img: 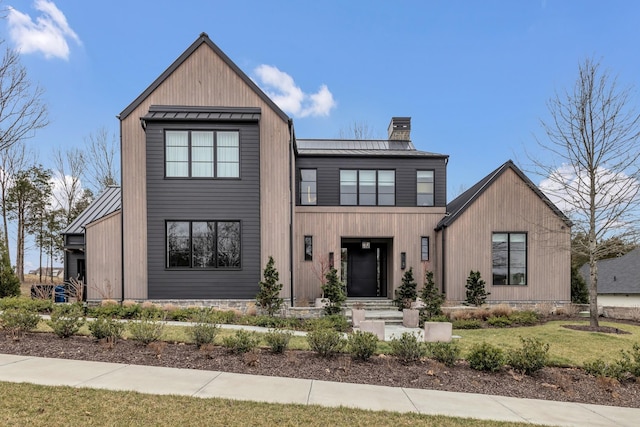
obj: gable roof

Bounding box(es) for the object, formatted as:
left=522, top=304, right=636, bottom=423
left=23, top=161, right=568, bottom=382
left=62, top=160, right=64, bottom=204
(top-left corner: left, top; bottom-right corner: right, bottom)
left=579, top=248, right=640, bottom=294
left=296, top=139, right=448, bottom=158
left=436, top=160, right=572, bottom=230
left=119, top=33, right=289, bottom=123
left=62, top=186, right=121, bottom=235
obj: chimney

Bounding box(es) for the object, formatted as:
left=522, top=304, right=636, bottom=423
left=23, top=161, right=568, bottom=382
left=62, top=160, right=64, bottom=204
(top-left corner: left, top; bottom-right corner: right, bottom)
left=388, top=117, right=411, bottom=141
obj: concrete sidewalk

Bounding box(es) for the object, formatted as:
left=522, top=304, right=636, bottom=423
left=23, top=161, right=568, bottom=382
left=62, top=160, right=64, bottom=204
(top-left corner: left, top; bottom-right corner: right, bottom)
left=1, top=353, right=638, bottom=426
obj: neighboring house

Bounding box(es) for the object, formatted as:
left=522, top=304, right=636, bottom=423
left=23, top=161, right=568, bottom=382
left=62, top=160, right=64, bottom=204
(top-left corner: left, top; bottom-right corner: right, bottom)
left=64, top=33, right=571, bottom=306
left=579, top=248, right=640, bottom=307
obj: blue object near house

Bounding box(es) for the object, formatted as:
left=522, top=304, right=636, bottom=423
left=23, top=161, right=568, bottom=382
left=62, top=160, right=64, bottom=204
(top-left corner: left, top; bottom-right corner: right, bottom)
left=54, top=285, right=67, bottom=303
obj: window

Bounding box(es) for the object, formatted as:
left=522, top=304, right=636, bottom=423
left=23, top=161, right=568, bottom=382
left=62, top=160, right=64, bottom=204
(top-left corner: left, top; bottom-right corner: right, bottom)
left=421, top=237, right=429, bottom=261
left=304, top=236, right=313, bottom=261
left=492, top=232, right=527, bottom=285
left=167, top=221, right=240, bottom=268
left=417, top=171, right=434, bottom=206
left=165, top=130, right=239, bottom=178
left=300, top=169, right=317, bottom=205
left=340, top=170, right=395, bottom=206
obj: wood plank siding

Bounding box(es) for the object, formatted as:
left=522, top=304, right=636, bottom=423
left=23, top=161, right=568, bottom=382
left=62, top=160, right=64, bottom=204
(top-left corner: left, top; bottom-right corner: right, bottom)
left=294, top=206, right=445, bottom=303
left=121, top=42, right=291, bottom=299
left=86, top=211, right=122, bottom=300
left=440, top=168, right=570, bottom=303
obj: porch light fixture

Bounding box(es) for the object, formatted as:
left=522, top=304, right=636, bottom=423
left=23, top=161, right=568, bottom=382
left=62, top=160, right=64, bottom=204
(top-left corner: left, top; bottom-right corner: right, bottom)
left=361, top=240, right=371, bottom=249
left=401, top=252, right=406, bottom=270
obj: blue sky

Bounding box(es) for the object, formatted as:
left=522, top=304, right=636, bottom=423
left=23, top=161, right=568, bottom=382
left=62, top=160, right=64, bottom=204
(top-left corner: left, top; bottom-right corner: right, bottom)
left=2, top=0, right=640, bottom=270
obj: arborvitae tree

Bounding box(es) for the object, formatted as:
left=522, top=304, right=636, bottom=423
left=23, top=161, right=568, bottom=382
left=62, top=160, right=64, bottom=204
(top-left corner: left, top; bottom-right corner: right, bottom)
left=571, top=265, right=589, bottom=304
left=255, top=256, right=283, bottom=316
left=465, top=270, right=490, bottom=307
left=321, top=267, right=346, bottom=315
left=393, top=267, right=418, bottom=310
left=419, top=270, right=445, bottom=319
left=0, top=231, right=20, bottom=297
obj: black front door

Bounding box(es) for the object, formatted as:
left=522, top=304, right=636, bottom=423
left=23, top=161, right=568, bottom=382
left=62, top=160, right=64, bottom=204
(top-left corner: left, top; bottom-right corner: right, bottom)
left=341, top=241, right=388, bottom=297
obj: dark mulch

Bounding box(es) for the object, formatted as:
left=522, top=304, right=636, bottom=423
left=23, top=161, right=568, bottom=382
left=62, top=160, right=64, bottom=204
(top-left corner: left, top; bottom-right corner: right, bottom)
left=1, top=331, right=639, bottom=408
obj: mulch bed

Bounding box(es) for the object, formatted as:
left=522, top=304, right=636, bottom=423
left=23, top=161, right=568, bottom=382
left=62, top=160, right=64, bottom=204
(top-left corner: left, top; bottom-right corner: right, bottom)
left=1, top=331, right=639, bottom=408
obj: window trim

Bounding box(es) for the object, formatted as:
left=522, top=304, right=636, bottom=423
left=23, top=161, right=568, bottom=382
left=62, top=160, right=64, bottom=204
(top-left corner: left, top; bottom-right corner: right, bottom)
left=304, top=235, right=313, bottom=261
left=421, top=236, right=430, bottom=261
left=166, top=220, right=242, bottom=269
left=164, top=129, right=240, bottom=179
left=339, top=169, right=396, bottom=206
left=492, top=232, right=527, bottom=286
left=416, top=170, right=435, bottom=206
left=299, top=169, right=317, bottom=206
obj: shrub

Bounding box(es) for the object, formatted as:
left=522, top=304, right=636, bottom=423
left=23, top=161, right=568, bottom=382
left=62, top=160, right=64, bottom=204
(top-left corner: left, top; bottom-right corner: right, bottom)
left=571, top=265, right=589, bottom=304
left=304, top=314, right=349, bottom=332
left=211, top=309, right=238, bottom=324
left=0, top=235, right=20, bottom=298
left=426, top=342, right=460, bottom=367
left=464, top=270, right=490, bottom=307
left=487, top=316, right=512, bottom=328
left=489, top=304, right=513, bottom=318
left=508, top=337, right=549, bottom=375
left=0, top=307, right=40, bottom=339
left=452, top=319, right=482, bottom=329
left=347, top=330, right=378, bottom=361
left=190, top=309, right=220, bottom=348
left=222, top=330, right=261, bottom=354
left=165, top=307, right=201, bottom=322
left=88, top=316, right=125, bottom=342
left=321, top=268, right=346, bottom=315
left=306, top=327, right=345, bottom=357
left=241, top=315, right=296, bottom=329
left=0, top=296, right=53, bottom=313
left=47, top=304, right=85, bottom=338
left=586, top=344, right=640, bottom=380
left=264, top=329, right=293, bottom=353
left=255, top=256, right=284, bottom=316
left=393, top=267, right=418, bottom=310
left=428, top=314, right=451, bottom=323
left=389, top=332, right=426, bottom=364
left=419, top=270, right=445, bottom=321
left=128, top=312, right=165, bottom=345
left=509, top=310, right=539, bottom=326
left=467, top=342, right=505, bottom=372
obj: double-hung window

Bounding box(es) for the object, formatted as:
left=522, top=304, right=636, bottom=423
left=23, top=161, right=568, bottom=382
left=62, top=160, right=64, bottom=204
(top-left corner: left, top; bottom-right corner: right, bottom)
left=492, top=232, right=527, bottom=285
left=417, top=170, right=434, bottom=206
left=340, top=170, right=395, bottom=206
left=165, top=130, right=239, bottom=178
left=300, top=169, right=317, bottom=205
left=167, top=220, right=241, bottom=268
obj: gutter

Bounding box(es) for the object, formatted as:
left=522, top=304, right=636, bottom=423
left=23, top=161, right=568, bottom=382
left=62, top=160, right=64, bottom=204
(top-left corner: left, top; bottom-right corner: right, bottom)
left=288, top=118, right=295, bottom=307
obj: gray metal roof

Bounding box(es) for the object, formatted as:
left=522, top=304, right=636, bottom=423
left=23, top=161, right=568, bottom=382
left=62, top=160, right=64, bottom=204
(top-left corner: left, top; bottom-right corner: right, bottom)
left=296, top=139, right=447, bottom=157
left=62, top=186, right=121, bottom=235
left=579, top=248, right=640, bottom=294
left=141, top=106, right=261, bottom=124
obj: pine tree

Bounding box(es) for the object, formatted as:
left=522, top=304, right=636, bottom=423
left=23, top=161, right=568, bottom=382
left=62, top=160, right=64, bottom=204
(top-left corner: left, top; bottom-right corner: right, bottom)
left=571, top=265, right=589, bottom=304
left=394, top=267, right=418, bottom=310
left=321, top=267, right=346, bottom=315
left=419, top=270, right=445, bottom=319
left=465, top=270, right=490, bottom=306
left=0, top=231, right=20, bottom=297
left=255, top=256, right=283, bottom=316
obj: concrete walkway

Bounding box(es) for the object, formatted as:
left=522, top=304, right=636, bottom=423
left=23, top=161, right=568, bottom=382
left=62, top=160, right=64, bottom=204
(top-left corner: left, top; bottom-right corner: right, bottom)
left=1, top=353, right=638, bottom=426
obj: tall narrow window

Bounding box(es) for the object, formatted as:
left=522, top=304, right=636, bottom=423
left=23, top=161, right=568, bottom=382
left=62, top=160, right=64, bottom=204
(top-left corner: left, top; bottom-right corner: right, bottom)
left=304, top=236, right=313, bottom=261
left=217, top=131, right=239, bottom=177
left=300, top=169, right=317, bottom=205
left=191, top=131, right=214, bottom=177
left=421, top=237, right=429, bottom=261
left=492, top=232, right=527, bottom=285
left=340, top=170, right=358, bottom=205
left=165, top=131, right=189, bottom=177
left=417, top=170, right=434, bottom=206
left=378, top=170, right=395, bottom=206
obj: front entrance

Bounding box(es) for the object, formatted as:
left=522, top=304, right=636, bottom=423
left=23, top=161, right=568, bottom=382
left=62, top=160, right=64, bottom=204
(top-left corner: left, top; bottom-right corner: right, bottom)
left=341, top=239, right=389, bottom=298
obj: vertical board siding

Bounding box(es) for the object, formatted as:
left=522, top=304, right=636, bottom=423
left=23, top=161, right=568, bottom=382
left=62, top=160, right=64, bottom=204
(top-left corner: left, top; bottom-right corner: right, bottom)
left=443, top=169, right=570, bottom=302
left=86, top=212, right=122, bottom=300
left=294, top=207, right=445, bottom=303
left=145, top=121, right=260, bottom=299
left=121, top=43, right=291, bottom=299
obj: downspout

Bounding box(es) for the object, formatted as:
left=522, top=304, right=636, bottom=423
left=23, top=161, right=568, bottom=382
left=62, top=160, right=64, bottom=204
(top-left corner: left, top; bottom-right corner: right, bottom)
left=118, top=115, right=125, bottom=304
left=288, top=118, right=294, bottom=307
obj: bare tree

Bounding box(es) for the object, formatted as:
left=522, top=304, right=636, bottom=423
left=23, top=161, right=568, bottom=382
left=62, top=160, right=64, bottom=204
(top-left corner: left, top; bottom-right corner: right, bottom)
left=0, top=141, right=31, bottom=261
left=52, top=147, right=85, bottom=225
left=84, top=127, right=119, bottom=193
left=534, top=58, right=640, bottom=327
left=0, top=42, right=48, bottom=151
left=338, top=121, right=378, bottom=139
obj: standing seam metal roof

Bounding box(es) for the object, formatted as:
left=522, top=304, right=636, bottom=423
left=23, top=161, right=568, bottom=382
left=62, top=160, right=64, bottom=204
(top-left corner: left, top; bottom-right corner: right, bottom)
left=62, top=186, right=121, bottom=235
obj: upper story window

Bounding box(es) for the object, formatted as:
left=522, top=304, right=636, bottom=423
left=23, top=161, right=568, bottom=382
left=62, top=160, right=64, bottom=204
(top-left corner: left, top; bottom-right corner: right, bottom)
left=300, top=169, right=317, bottom=205
left=492, top=232, right=527, bottom=285
left=166, top=220, right=241, bottom=269
left=417, top=170, right=434, bottom=206
left=340, top=169, right=395, bottom=206
left=165, top=130, right=239, bottom=178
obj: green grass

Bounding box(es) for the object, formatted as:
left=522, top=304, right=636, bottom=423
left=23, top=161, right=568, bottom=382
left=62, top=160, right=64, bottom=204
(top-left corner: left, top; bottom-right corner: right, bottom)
left=0, top=382, right=541, bottom=427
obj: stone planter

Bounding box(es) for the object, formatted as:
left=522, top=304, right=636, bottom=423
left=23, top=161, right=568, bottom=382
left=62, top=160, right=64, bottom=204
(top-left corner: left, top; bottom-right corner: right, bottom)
left=360, top=320, right=385, bottom=340
left=351, top=309, right=366, bottom=327
left=424, top=321, right=453, bottom=342
left=402, top=308, right=419, bottom=328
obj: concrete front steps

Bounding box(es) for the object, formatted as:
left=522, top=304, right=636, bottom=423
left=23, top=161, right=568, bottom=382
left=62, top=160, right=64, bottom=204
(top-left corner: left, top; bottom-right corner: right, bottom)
left=344, top=299, right=404, bottom=325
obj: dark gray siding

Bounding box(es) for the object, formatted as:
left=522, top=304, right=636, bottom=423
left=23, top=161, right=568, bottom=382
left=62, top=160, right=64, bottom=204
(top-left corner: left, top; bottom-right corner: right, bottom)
left=296, top=156, right=447, bottom=207
left=64, top=251, right=83, bottom=282
left=146, top=120, right=260, bottom=299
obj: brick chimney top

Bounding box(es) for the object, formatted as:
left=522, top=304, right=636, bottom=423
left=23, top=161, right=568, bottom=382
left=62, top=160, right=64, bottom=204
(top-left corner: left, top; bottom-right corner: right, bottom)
left=388, top=117, right=411, bottom=141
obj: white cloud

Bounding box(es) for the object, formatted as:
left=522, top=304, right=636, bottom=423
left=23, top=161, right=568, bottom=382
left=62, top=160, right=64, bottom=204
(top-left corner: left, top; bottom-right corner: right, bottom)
left=254, top=65, right=336, bottom=118
left=50, top=172, right=83, bottom=212
left=7, top=0, right=80, bottom=60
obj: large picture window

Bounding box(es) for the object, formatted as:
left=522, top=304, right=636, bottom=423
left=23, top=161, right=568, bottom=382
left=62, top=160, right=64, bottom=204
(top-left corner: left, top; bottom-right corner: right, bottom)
left=340, top=169, right=395, bottom=206
left=417, top=170, right=434, bottom=206
left=492, top=232, right=527, bottom=285
left=300, top=169, right=317, bottom=205
left=165, top=130, right=239, bottom=178
left=167, top=220, right=240, bottom=268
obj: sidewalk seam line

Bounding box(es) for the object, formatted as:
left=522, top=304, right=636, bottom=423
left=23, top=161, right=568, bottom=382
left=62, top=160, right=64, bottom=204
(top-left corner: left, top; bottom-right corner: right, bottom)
left=192, top=371, right=223, bottom=397
left=486, top=395, right=530, bottom=423
left=400, top=388, right=420, bottom=413
left=575, top=402, right=625, bottom=426
left=74, top=363, right=131, bottom=387
left=307, top=380, right=314, bottom=405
